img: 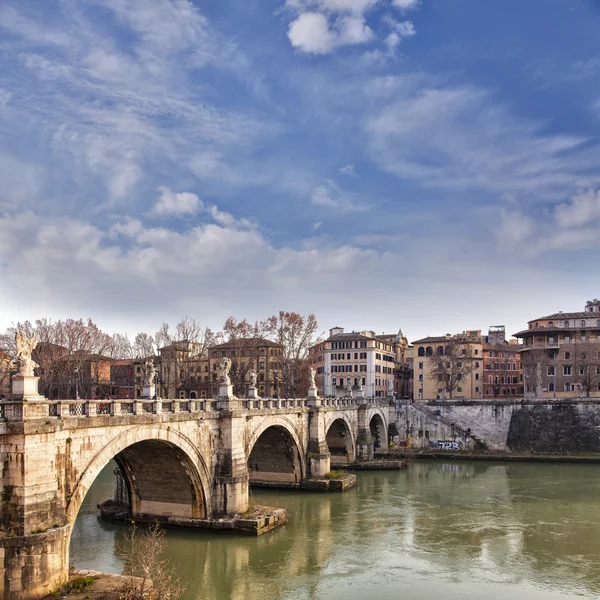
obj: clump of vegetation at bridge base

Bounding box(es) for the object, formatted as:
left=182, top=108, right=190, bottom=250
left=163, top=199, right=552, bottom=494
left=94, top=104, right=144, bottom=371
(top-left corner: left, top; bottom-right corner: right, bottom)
left=117, top=521, right=187, bottom=600
left=47, top=575, right=95, bottom=599
left=325, top=469, right=348, bottom=480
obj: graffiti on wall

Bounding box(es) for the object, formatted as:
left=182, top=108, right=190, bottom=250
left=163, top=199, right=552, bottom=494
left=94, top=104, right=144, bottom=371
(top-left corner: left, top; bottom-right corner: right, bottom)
left=429, top=440, right=461, bottom=451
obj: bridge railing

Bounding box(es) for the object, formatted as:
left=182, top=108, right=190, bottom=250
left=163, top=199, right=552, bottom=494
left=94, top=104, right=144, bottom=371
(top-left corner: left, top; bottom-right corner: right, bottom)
left=0, top=394, right=391, bottom=422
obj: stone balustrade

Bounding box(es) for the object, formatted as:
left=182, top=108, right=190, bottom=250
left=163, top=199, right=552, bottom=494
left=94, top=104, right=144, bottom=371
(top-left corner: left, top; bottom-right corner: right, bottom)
left=0, top=395, right=391, bottom=423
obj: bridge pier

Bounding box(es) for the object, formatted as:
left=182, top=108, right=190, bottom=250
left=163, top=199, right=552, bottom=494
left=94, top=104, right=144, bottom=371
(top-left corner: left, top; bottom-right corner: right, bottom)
left=214, top=408, right=250, bottom=515
left=307, top=400, right=331, bottom=478
left=356, top=404, right=375, bottom=461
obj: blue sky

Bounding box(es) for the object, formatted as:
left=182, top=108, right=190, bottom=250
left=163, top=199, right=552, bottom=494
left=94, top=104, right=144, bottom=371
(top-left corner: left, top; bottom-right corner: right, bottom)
left=1, top=0, right=600, bottom=342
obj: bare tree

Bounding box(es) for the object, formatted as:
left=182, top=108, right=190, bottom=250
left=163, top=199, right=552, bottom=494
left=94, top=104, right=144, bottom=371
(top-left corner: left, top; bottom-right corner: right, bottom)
left=119, top=522, right=187, bottom=600
left=573, top=337, right=600, bottom=398
left=521, top=347, right=548, bottom=398
left=427, top=340, right=475, bottom=400
left=154, top=317, right=216, bottom=398
left=264, top=311, right=320, bottom=397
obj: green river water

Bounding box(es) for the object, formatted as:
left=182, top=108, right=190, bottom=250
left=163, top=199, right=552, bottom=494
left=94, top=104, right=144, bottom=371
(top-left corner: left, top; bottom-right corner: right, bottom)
left=70, top=460, right=600, bottom=600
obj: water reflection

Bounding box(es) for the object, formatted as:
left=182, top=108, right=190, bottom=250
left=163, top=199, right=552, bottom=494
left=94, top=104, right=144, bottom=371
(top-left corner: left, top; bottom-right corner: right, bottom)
left=71, top=460, right=600, bottom=600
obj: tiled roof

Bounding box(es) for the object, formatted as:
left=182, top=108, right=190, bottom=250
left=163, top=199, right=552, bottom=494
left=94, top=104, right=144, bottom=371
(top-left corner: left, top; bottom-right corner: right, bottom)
left=534, top=311, right=596, bottom=320
left=210, top=337, right=282, bottom=349
left=411, top=336, right=452, bottom=344
left=325, top=332, right=373, bottom=342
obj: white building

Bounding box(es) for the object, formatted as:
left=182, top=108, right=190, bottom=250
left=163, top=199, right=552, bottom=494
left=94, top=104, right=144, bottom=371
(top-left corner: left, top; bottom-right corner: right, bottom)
left=320, top=327, right=395, bottom=397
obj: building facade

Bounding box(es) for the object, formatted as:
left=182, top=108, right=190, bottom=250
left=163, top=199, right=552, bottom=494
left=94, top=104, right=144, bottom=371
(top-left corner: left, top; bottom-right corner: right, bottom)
left=513, top=298, right=600, bottom=398
left=412, top=330, right=484, bottom=400
left=320, top=327, right=395, bottom=398
left=482, top=326, right=523, bottom=398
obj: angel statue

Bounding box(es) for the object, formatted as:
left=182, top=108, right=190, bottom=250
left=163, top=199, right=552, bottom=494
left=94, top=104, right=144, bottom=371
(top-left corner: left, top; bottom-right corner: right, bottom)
left=144, top=359, right=156, bottom=386
left=308, top=367, right=316, bottom=389
left=219, top=357, right=232, bottom=385
left=15, top=331, right=38, bottom=377
left=249, top=370, right=258, bottom=388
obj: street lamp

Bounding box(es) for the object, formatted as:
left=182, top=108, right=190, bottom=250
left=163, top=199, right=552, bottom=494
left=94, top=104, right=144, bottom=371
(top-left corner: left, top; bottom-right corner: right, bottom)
left=74, top=365, right=80, bottom=400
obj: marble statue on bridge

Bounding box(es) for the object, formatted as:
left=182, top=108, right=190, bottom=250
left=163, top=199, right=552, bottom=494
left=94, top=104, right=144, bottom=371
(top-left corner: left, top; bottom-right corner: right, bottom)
left=309, top=367, right=316, bottom=389
left=219, top=357, right=232, bottom=385
left=15, top=330, right=38, bottom=377
left=143, top=359, right=156, bottom=386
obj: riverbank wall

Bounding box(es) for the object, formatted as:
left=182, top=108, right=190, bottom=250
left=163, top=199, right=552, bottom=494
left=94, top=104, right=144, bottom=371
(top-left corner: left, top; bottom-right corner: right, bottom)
left=394, top=399, right=600, bottom=454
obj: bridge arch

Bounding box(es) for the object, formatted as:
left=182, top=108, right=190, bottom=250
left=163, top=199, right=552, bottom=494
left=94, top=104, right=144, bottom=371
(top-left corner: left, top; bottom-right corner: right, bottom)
left=368, top=409, right=388, bottom=451
left=325, top=416, right=356, bottom=465
left=66, top=424, right=212, bottom=526
left=246, top=417, right=306, bottom=487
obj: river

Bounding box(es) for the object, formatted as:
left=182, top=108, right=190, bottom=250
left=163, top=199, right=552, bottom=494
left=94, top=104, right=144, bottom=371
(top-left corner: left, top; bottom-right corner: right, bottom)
left=70, top=460, right=600, bottom=600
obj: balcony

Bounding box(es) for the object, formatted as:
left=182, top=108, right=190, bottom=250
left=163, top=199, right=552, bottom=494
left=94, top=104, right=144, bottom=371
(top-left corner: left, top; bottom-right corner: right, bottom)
left=521, top=343, right=560, bottom=352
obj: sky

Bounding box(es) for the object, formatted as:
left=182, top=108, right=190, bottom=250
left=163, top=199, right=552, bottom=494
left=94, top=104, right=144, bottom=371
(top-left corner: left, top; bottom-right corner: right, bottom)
left=1, top=0, right=600, bottom=343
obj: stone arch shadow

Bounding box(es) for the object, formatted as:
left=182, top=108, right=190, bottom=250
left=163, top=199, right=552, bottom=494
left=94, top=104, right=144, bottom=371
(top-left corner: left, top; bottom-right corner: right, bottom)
left=368, top=409, right=388, bottom=451
left=66, top=425, right=213, bottom=529
left=245, top=417, right=306, bottom=488
left=324, top=415, right=356, bottom=466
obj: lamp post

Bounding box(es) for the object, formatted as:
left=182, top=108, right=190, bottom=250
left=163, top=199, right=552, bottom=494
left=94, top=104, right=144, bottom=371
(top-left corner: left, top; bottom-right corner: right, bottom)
left=75, top=365, right=80, bottom=400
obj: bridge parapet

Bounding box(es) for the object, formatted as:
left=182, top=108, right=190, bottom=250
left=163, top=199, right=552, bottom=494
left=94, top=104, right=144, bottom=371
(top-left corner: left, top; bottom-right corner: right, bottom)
left=0, top=395, right=391, bottom=424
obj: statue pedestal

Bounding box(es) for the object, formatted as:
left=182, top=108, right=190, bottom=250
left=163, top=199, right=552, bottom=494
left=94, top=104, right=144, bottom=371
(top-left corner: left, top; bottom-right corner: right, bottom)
left=247, top=386, right=260, bottom=400
left=355, top=388, right=365, bottom=398
left=219, top=383, right=234, bottom=399
left=12, top=375, right=40, bottom=398
left=142, top=384, right=155, bottom=399
left=307, top=387, right=321, bottom=408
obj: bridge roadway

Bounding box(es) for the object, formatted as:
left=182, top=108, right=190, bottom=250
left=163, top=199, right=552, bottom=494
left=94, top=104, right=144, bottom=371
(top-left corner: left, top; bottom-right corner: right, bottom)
left=0, top=388, right=392, bottom=599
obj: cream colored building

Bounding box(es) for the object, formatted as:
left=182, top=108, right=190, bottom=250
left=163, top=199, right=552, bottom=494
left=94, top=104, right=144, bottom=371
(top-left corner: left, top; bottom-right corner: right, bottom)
left=412, top=330, right=484, bottom=400
left=320, top=327, right=395, bottom=398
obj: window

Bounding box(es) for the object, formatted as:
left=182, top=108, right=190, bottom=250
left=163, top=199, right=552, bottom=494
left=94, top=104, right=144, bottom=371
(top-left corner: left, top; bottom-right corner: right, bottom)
left=564, top=383, right=571, bottom=392
left=547, top=366, right=555, bottom=376
left=475, top=361, right=480, bottom=368
left=347, top=353, right=351, bottom=360
left=564, top=336, right=570, bottom=344
left=475, top=373, right=479, bottom=380
left=475, top=386, right=479, bottom=393
left=564, top=320, right=569, bottom=327
left=418, top=362, right=424, bottom=370
left=418, top=347, right=425, bottom=357
left=354, top=353, right=358, bottom=359
left=548, top=336, right=554, bottom=344
left=579, top=365, right=585, bottom=376
left=418, top=374, right=423, bottom=382
left=548, top=321, right=553, bottom=327
left=565, top=351, right=571, bottom=360
left=563, top=365, right=572, bottom=376
left=457, top=386, right=462, bottom=393
left=581, top=320, right=586, bottom=327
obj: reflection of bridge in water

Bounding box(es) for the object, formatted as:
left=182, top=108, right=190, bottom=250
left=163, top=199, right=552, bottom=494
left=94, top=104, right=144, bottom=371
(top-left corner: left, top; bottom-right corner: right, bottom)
left=71, top=461, right=600, bottom=600
left=0, top=374, right=392, bottom=600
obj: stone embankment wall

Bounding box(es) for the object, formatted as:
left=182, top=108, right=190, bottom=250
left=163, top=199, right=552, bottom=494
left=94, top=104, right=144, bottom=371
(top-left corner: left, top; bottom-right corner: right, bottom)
left=396, top=400, right=600, bottom=453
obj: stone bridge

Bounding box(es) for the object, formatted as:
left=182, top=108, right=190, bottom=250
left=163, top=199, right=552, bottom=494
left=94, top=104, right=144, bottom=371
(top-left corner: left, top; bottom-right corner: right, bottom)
left=0, top=381, right=392, bottom=599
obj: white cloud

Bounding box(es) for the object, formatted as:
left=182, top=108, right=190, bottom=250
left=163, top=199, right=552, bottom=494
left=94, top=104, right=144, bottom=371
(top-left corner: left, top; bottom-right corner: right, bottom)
left=310, top=181, right=369, bottom=211
left=312, top=221, right=323, bottom=230
left=286, top=0, right=379, bottom=15
left=288, top=12, right=335, bottom=54
left=554, top=189, right=600, bottom=229
left=496, top=189, right=600, bottom=255
left=384, top=32, right=400, bottom=52
left=288, top=12, right=373, bottom=54
left=152, top=186, right=203, bottom=216
left=365, top=82, right=598, bottom=198
left=392, top=0, right=420, bottom=11
left=338, top=164, right=356, bottom=176
left=497, top=209, right=534, bottom=244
